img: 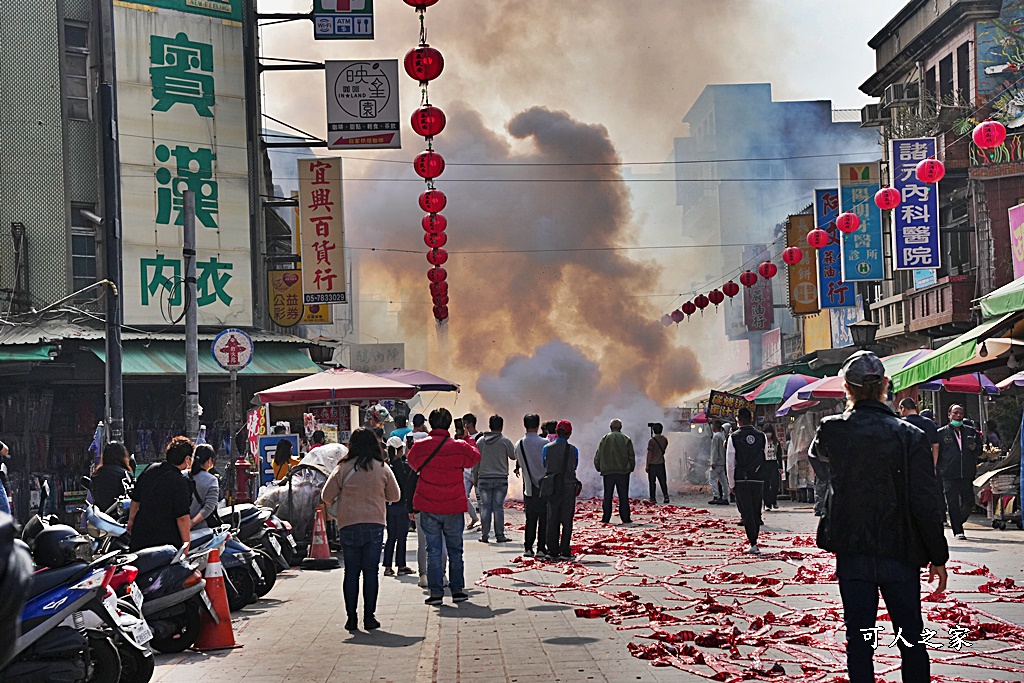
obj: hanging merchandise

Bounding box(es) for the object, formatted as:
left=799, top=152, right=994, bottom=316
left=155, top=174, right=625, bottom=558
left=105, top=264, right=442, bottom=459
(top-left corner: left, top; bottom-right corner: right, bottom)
left=405, top=1, right=451, bottom=324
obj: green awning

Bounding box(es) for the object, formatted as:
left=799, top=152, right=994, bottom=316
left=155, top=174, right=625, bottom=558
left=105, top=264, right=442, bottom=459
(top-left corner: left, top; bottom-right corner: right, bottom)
left=978, top=276, right=1024, bottom=318
left=891, top=313, right=1019, bottom=392
left=0, top=345, right=57, bottom=362
left=729, top=361, right=830, bottom=395
left=89, top=341, right=320, bottom=376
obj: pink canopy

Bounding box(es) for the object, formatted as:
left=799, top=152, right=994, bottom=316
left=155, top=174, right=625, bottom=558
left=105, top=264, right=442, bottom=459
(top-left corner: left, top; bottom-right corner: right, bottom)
left=256, top=368, right=418, bottom=405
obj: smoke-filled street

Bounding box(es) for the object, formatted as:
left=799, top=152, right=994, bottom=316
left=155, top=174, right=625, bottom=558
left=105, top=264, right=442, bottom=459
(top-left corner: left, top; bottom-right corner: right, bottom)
left=145, top=493, right=1024, bottom=683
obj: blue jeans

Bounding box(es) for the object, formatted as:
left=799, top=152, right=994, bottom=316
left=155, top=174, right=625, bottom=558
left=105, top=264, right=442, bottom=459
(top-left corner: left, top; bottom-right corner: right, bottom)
left=476, top=479, right=508, bottom=540
left=836, top=553, right=929, bottom=683
left=419, top=512, right=464, bottom=596
left=339, top=523, right=384, bottom=618
left=383, top=503, right=410, bottom=567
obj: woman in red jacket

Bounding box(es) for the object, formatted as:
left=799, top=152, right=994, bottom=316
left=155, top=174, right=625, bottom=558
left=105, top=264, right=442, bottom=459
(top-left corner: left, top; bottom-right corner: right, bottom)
left=407, top=408, right=480, bottom=605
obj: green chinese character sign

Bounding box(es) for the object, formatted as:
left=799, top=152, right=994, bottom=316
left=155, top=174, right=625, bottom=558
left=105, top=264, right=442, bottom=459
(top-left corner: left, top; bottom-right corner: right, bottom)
left=140, top=255, right=233, bottom=308
left=155, top=144, right=219, bottom=228
left=150, top=32, right=215, bottom=117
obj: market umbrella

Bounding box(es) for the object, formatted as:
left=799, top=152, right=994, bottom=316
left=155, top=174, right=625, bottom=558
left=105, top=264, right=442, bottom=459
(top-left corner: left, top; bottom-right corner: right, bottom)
left=796, top=375, right=846, bottom=400
left=743, top=374, right=817, bottom=405
left=691, top=413, right=709, bottom=424
left=997, top=370, right=1024, bottom=391
left=936, top=372, right=999, bottom=395
left=774, top=391, right=819, bottom=417
left=370, top=368, right=460, bottom=392
left=255, top=368, right=418, bottom=405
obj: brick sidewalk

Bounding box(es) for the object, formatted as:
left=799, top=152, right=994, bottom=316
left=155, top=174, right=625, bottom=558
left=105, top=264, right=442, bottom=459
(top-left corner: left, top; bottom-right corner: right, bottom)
left=150, top=492, right=1024, bottom=683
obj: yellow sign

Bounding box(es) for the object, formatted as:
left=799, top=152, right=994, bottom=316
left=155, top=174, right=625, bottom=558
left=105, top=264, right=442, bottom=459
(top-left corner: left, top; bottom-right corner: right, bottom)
left=268, top=270, right=334, bottom=327
left=786, top=215, right=820, bottom=316
left=803, top=313, right=833, bottom=353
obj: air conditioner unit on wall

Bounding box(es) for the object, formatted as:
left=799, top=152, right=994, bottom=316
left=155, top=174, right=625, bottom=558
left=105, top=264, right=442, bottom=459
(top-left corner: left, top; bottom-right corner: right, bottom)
left=882, top=82, right=921, bottom=109
left=861, top=103, right=889, bottom=127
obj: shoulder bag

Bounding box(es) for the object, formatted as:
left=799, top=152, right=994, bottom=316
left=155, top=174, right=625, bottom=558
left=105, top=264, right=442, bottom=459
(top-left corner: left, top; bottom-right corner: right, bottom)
left=189, top=474, right=222, bottom=527
left=407, top=436, right=449, bottom=513
left=539, top=441, right=575, bottom=499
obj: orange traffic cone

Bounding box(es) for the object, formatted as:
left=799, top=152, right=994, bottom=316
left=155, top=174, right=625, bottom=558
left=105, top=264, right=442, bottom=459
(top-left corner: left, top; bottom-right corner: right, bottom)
left=193, top=547, right=241, bottom=651
left=301, top=506, right=339, bottom=570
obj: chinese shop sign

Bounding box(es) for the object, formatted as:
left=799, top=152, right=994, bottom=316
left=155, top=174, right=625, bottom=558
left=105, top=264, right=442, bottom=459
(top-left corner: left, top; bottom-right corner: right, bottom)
left=325, top=60, right=400, bottom=149
left=890, top=139, right=941, bottom=271
left=786, top=214, right=819, bottom=315
left=298, top=158, right=347, bottom=305
left=743, top=244, right=773, bottom=331
left=706, top=391, right=755, bottom=421
left=268, top=270, right=335, bottom=327
left=814, top=189, right=856, bottom=308
left=838, top=163, right=884, bottom=281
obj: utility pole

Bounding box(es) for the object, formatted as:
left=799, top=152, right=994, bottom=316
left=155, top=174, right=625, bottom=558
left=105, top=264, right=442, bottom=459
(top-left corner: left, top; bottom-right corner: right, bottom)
left=98, top=0, right=124, bottom=443
left=184, top=190, right=200, bottom=439
left=242, top=0, right=266, bottom=328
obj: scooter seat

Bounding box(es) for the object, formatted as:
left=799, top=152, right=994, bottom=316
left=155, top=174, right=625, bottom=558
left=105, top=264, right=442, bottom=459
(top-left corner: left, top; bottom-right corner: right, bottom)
left=30, top=563, right=90, bottom=597
left=131, top=545, right=178, bottom=575
left=190, top=528, right=215, bottom=547
left=217, top=503, right=259, bottom=521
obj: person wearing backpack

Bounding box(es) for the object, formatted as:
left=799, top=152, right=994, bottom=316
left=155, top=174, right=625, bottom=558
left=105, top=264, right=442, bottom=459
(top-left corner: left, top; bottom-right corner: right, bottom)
left=407, top=408, right=480, bottom=606
left=541, top=421, right=580, bottom=561
left=645, top=423, right=669, bottom=504
left=188, top=444, right=220, bottom=529
left=514, top=413, right=548, bottom=557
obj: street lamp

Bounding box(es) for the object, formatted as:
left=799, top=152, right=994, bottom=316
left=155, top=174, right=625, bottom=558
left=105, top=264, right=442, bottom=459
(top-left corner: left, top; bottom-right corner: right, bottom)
left=850, top=319, right=880, bottom=349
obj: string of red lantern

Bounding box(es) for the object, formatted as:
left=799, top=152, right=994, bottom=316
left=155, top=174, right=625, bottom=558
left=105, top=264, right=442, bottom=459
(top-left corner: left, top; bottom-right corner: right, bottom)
left=404, top=0, right=449, bottom=322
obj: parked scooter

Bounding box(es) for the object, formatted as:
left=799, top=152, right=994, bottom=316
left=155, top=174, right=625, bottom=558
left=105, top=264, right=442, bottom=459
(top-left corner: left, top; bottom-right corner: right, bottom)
left=129, top=543, right=216, bottom=653
left=189, top=527, right=266, bottom=610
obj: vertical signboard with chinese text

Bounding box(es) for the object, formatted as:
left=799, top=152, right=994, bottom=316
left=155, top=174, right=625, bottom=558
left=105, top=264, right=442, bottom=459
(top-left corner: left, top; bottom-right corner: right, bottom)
left=348, top=344, right=405, bottom=373
left=742, top=245, right=773, bottom=331
left=814, top=189, right=855, bottom=308
left=325, top=60, right=400, bottom=149
left=116, top=3, right=252, bottom=326
left=829, top=296, right=864, bottom=348
left=890, top=139, right=940, bottom=271
left=1009, top=204, right=1024, bottom=279
left=762, top=328, right=782, bottom=368
left=313, top=0, right=375, bottom=40
left=786, top=215, right=819, bottom=315
left=298, top=158, right=347, bottom=304
left=838, top=163, right=884, bottom=281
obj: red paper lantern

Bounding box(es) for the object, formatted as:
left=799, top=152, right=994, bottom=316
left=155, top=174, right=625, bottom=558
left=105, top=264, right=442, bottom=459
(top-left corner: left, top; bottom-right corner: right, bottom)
left=411, top=105, right=446, bottom=138
left=694, top=294, right=710, bottom=310
left=681, top=301, right=697, bottom=317
left=757, top=261, right=778, bottom=279
left=424, top=231, right=448, bottom=249
left=427, top=267, right=447, bottom=283
left=660, top=314, right=673, bottom=326
left=418, top=189, right=447, bottom=213
left=433, top=304, right=449, bottom=320
left=708, top=289, right=724, bottom=307
left=782, top=246, right=803, bottom=265
left=422, top=213, right=447, bottom=234
left=874, top=187, right=901, bottom=211
left=432, top=294, right=450, bottom=307
left=807, top=228, right=830, bottom=249
left=403, top=0, right=439, bottom=8
left=404, top=45, right=444, bottom=83
left=915, top=158, right=945, bottom=184
left=670, top=310, right=685, bottom=324
left=426, top=248, right=448, bottom=266
left=739, top=271, right=758, bottom=288
left=429, top=281, right=448, bottom=297
left=973, top=120, right=1007, bottom=149
left=836, top=212, right=860, bottom=234
left=722, top=281, right=740, bottom=298
left=414, top=150, right=445, bottom=179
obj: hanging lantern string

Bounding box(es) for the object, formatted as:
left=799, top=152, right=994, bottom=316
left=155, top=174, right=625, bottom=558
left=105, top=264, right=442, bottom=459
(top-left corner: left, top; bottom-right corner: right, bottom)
left=418, top=10, right=427, bottom=46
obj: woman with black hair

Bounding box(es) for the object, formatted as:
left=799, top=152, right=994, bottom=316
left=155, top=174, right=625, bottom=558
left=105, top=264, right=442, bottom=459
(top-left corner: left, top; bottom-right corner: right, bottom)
left=272, top=439, right=300, bottom=480
left=189, top=444, right=220, bottom=529
left=321, top=428, right=400, bottom=631
left=92, top=441, right=134, bottom=512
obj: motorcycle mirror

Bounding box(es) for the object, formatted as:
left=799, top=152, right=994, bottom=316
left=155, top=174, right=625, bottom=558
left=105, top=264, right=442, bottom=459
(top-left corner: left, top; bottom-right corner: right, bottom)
left=80, top=476, right=92, bottom=490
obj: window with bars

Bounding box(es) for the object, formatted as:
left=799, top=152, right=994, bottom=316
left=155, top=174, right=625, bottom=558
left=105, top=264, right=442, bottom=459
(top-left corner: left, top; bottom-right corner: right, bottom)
left=71, top=205, right=98, bottom=293
left=64, top=22, right=90, bottom=121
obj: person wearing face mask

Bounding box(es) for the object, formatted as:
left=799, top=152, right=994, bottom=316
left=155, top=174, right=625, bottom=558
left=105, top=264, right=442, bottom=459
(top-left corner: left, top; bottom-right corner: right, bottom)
left=936, top=404, right=981, bottom=541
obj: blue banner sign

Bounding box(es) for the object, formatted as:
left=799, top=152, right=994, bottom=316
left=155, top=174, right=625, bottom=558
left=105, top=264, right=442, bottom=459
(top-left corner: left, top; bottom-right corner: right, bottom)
left=814, top=189, right=856, bottom=308
left=890, top=138, right=941, bottom=271
left=838, top=162, right=884, bottom=281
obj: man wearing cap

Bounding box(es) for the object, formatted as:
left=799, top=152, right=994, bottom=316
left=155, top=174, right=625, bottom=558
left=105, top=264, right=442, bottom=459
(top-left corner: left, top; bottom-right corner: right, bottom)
left=543, top=420, right=580, bottom=560
left=810, top=351, right=948, bottom=683
left=936, top=404, right=981, bottom=541
left=725, top=407, right=766, bottom=553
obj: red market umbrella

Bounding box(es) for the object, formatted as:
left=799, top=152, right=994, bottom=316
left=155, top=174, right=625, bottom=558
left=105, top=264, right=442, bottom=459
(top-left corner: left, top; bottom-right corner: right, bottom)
left=937, top=372, right=999, bottom=396
left=743, top=374, right=817, bottom=405
left=691, top=413, right=709, bottom=424
left=255, top=368, right=418, bottom=405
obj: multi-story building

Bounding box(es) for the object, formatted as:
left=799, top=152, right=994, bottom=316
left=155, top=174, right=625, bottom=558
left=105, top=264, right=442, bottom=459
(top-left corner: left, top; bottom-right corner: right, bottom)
left=859, top=0, right=1024, bottom=348
left=674, top=84, right=879, bottom=372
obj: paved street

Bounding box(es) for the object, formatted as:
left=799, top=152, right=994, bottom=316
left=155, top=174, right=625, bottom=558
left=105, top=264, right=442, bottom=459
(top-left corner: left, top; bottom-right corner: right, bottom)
left=151, top=491, right=1024, bottom=683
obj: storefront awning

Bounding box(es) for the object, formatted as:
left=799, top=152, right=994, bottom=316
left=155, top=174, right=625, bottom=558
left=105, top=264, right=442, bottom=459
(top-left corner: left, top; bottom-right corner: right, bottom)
left=0, top=345, right=57, bottom=362
left=89, top=342, right=321, bottom=376
left=978, top=276, right=1024, bottom=319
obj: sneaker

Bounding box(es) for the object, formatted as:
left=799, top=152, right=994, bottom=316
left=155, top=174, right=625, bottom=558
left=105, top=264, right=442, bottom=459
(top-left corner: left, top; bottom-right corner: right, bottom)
left=559, top=554, right=577, bottom=562
left=649, top=498, right=657, bottom=504
left=383, top=567, right=395, bottom=576
left=524, top=548, right=535, bottom=557
left=364, top=615, right=381, bottom=630
left=663, top=497, right=670, bottom=504
left=708, top=499, right=721, bottom=505
left=452, top=591, right=469, bottom=603
left=537, top=548, right=548, bottom=557
left=467, top=520, right=478, bottom=531
left=747, top=544, right=761, bottom=555
left=397, top=566, right=415, bottom=575
left=425, top=595, right=443, bottom=606
left=773, top=505, right=780, bottom=510
left=495, top=536, right=512, bottom=543
left=345, top=616, right=358, bottom=631
left=955, top=533, right=966, bottom=540
left=735, top=520, right=745, bottom=526
left=418, top=575, right=429, bottom=588
left=620, top=520, right=633, bottom=525
left=478, top=537, right=490, bottom=543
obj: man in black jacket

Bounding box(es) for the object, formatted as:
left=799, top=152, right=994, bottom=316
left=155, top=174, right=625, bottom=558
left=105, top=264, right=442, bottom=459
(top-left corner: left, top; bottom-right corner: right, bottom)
left=936, top=404, right=980, bottom=540
left=810, top=351, right=948, bottom=683
left=726, top=408, right=765, bottom=554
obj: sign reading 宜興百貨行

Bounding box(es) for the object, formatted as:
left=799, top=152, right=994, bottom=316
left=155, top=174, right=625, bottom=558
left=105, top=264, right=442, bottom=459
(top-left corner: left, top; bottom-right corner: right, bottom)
left=890, top=139, right=941, bottom=272
left=313, top=0, right=375, bottom=40
left=814, top=189, right=855, bottom=308
left=325, top=60, right=400, bottom=149
left=298, top=158, right=347, bottom=305
left=838, top=163, right=884, bottom=282
left=116, top=4, right=252, bottom=326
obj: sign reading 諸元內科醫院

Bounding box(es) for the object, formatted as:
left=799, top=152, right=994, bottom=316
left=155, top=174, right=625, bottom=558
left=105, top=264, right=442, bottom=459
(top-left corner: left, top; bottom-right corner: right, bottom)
left=890, top=138, right=941, bottom=272
left=298, top=158, right=347, bottom=305
left=116, top=3, right=252, bottom=326
left=313, top=0, right=375, bottom=40
left=838, top=163, right=884, bottom=282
